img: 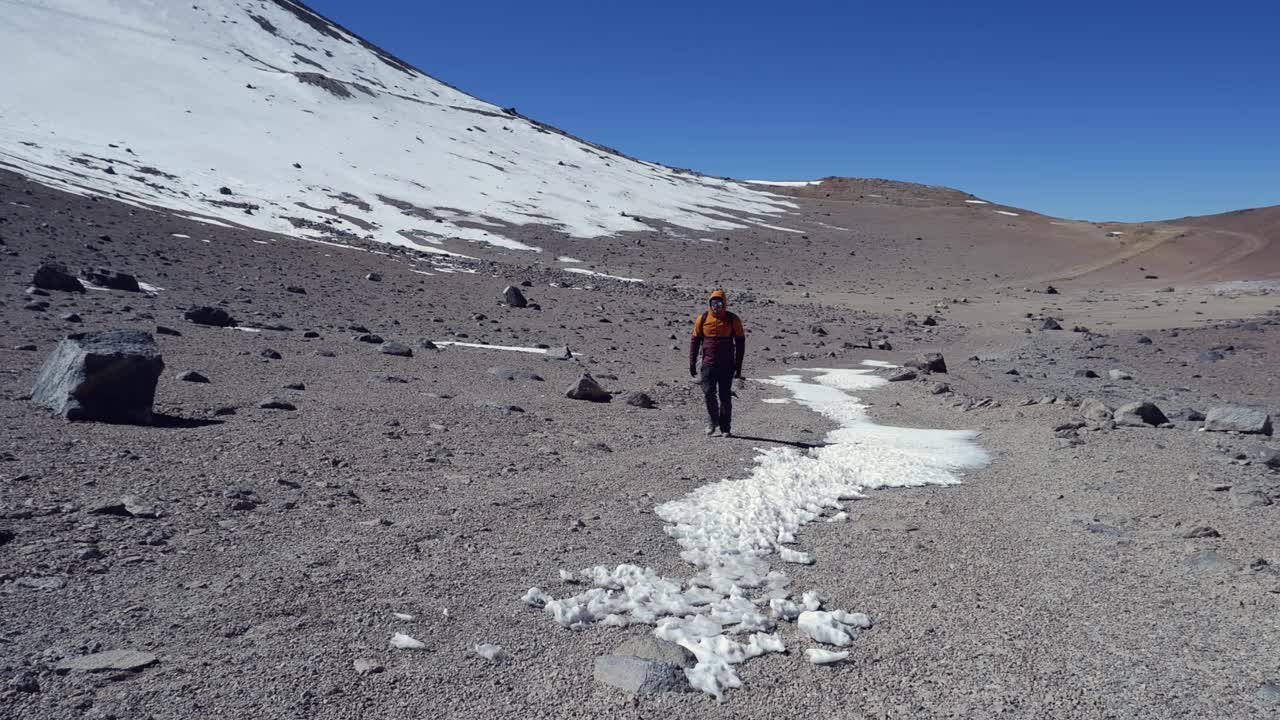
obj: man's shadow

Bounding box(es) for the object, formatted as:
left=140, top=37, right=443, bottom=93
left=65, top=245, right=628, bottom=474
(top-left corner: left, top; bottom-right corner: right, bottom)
left=725, top=434, right=829, bottom=450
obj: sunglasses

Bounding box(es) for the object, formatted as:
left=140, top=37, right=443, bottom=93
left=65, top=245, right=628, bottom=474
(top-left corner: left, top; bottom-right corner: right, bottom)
left=710, top=299, right=724, bottom=306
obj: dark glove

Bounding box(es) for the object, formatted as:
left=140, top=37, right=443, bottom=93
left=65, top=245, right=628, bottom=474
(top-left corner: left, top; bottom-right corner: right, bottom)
left=689, top=365, right=698, bottom=378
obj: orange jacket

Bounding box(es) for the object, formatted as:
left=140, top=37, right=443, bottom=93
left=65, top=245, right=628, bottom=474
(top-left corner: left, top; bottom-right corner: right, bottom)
left=689, top=290, right=746, bottom=372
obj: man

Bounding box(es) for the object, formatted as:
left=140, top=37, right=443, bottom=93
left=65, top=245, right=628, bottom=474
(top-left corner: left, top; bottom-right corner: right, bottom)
left=689, top=289, right=746, bottom=436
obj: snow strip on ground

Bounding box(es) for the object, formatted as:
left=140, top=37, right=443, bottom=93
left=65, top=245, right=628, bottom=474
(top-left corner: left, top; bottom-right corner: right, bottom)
left=563, top=268, right=645, bottom=283
left=524, top=368, right=987, bottom=699
left=435, top=341, right=552, bottom=355
left=964, top=200, right=989, bottom=205
left=742, top=180, right=822, bottom=187
left=995, top=210, right=1020, bottom=216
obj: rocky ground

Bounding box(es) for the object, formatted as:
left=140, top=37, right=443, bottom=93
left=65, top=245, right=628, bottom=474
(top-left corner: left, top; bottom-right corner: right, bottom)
left=2, top=169, right=1278, bottom=718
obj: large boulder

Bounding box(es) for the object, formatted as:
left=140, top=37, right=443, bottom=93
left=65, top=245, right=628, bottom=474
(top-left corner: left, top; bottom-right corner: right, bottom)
left=1204, top=406, right=1273, bottom=435
left=82, top=268, right=140, bottom=292
left=566, top=373, right=611, bottom=402
left=184, top=306, right=236, bottom=327
left=32, top=263, right=84, bottom=292
left=1114, top=401, right=1168, bottom=427
left=31, top=330, right=164, bottom=423
left=502, top=286, right=528, bottom=308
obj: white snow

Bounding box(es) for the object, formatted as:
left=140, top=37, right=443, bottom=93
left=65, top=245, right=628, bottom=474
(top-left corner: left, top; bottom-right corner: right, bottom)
left=742, top=180, right=822, bottom=187
left=389, top=632, right=425, bottom=650
left=964, top=200, right=989, bottom=205
left=526, top=367, right=987, bottom=699
left=0, top=0, right=796, bottom=254
left=557, top=256, right=583, bottom=263
left=137, top=281, right=162, bottom=292
left=435, top=341, right=556, bottom=355
left=859, top=359, right=898, bottom=369
left=761, top=398, right=790, bottom=404
left=564, top=268, right=645, bottom=283
left=995, top=210, right=1020, bottom=217
left=392, top=612, right=415, bottom=621
left=805, top=648, right=849, bottom=665
left=171, top=233, right=190, bottom=239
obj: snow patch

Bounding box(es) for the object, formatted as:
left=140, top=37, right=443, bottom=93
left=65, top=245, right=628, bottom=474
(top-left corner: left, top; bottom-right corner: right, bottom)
left=964, top=200, right=989, bottom=205
left=859, top=359, right=898, bottom=369
left=525, top=367, right=987, bottom=698
left=557, top=256, right=583, bottom=263
left=564, top=268, right=644, bottom=283
left=995, top=210, right=1020, bottom=217
left=389, top=632, right=425, bottom=650
left=742, top=180, right=821, bottom=187
left=805, top=648, right=849, bottom=665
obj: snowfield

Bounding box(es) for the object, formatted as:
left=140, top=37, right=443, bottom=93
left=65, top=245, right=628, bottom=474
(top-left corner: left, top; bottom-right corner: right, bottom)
left=0, top=0, right=795, bottom=255
left=527, top=368, right=987, bottom=699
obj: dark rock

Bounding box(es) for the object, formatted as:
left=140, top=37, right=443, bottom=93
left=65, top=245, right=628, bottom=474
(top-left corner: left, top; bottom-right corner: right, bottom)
left=218, top=186, right=233, bottom=195
left=354, top=334, right=384, bottom=344
left=285, top=286, right=307, bottom=294
left=82, top=268, right=140, bottom=292
left=1040, top=318, right=1062, bottom=331
left=24, top=301, right=49, bottom=311
left=922, top=315, right=938, bottom=326
left=10, top=671, right=39, bottom=693
left=1261, top=449, right=1280, bottom=469
left=155, top=325, right=182, bottom=337
left=89, top=495, right=162, bottom=519
left=593, top=655, right=689, bottom=694
left=1204, top=406, right=1273, bottom=435
left=177, top=370, right=210, bottom=383
left=284, top=382, right=305, bottom=390
left=475, top=401, right=524, bottom=414
left=380, top=342, right=412, bottom=357
left=928, top=382, right=951, bottom=395
left=258, top=397, right=296, bottom=410
left=365, top=273, right=382, bottom=282
left=1178, top=526, right=1221, bottom=539
left=1045, top=285, right=1058, bottom=294
left=15, top=344, right=37, bottom=351
left=1136, top=335, right=1153, bottom=344
left=302, top=331, right=320, bottom=338
left=809, top=324, right=827, bottom=336
left=872, top=338, right=892, bottom=351
left=489, top=367, right=543, bottom=382
left=31, top=330, right=164, bottom=424
left=1114, top=401, right=1169, bottom=428
left=61, top=313, right=82, bottom=323
left=33, top=263, right=84, bottom=292
left=260, top=348, right=282, bottom=360
left=566, top=373, right=611, bottom=402
left=906, top=352, right=947, bottom=374
left=502, top=286, right=528, bottom=308
left=415, top=338, right=438, bottom=350
left=625, top=391, right=656, bottom=409
left=888, top=369, right=917, bottom=382
left=184, top=306, right=236, bottom=327
left=1074, top=369, right=1099, bottom=378
left=0, top=528, right=14, bottom=546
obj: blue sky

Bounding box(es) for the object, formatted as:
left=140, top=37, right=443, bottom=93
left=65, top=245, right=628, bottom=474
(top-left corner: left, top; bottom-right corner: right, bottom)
left=307, top=0, right=1278, bottom=221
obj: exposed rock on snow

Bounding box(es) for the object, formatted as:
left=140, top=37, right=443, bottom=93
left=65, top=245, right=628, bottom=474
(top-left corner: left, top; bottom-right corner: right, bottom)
left=31, top=330, right=164, bottom=424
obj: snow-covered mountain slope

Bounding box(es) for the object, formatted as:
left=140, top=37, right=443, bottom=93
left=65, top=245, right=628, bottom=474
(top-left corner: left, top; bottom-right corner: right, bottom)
left=0, top=0, right=793, bottom=255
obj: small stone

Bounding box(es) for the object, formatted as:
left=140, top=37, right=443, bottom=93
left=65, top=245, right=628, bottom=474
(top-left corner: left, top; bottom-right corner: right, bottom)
left=625, top=391, right=656, bottom=409
left=1074, top=369, right=1099, bottom=378
left=1114, top=401, right=1168, bottom=428
left=354, top=334, right=384, bottom=344
left=184, top=306, right=236, bottom=327
left=415, top=338, right=437, bottom=350
left=56, top=649, right=157, bottom=673
left=1136, top=335, right=1153, bottom=344
left=10, top=671, right=39, bottom=693
left=302, top=331, right=320, bottom=338
left=365, top=272, right=382, bottom=282
left=1079, top=398, right=1113, bottom=424
left=258, top=397, right=296, bottom=411
left=1108, top=369, right=1133, bottom=381
left=566, top=373, right=611, bottom=402
left=380, top=342, right=413, bottom=357
left=593, top=655, right=689, bottom=694
left=260, top=348, right=282, bottom=360
left=502, top=285, right=528, bottom=308
left=489, top=367, right=543, bottom=382
left=353, top=658, right=385, bottom=676
left=1178, top=526, right=1221, bottom=539
left=888, top=369, right=917, bottom=382
left=928, top=382, right=951, bottom=395
left=286, top=286, right=307, bottom=294
left=61, top=313, right=82, bottom=323
left=1040, top=318, right=1062, bottom=331
left=1045, top=285, right=1059, bottom=295
left=155, top=325, right=182, bottom=337
left=547, top=345, right=572, bottom=360
left=284, top=382, right=306, bottom=391
left=906, top=352, right=947, bottom=374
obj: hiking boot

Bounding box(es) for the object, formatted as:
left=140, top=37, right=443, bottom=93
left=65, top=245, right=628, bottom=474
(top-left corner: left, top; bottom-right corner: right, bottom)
left=705, top=424, right=718, bottom=436
left=721, top=429, right=733, bottom=438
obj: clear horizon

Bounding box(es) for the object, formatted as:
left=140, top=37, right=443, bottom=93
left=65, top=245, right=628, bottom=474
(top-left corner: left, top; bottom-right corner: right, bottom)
left=306, top=0, right=1279, bottom=223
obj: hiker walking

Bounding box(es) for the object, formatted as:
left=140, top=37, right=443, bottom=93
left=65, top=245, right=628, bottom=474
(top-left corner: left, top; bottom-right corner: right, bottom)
left=689, top=289, right=746, bottom=436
